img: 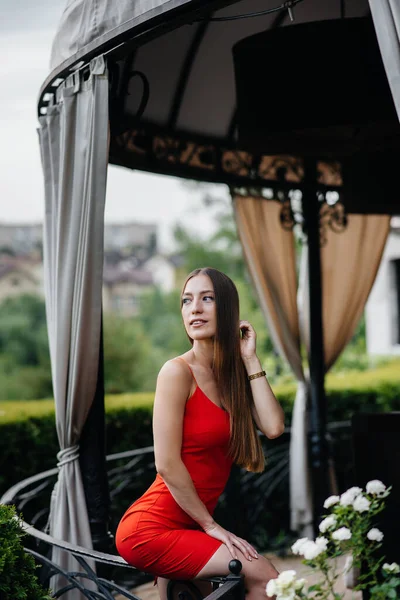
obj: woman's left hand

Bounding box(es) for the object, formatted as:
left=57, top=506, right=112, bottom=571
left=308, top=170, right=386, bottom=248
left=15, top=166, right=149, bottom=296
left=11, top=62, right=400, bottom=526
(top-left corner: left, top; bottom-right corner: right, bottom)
left=239, top=320, right=257, bottom=360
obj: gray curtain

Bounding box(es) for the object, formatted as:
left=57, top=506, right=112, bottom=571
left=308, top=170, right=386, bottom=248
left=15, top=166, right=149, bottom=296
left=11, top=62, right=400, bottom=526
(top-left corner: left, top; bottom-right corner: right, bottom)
left=369, top=0, right=400, bottom=121
left=38, top=55, right=109, bottom=598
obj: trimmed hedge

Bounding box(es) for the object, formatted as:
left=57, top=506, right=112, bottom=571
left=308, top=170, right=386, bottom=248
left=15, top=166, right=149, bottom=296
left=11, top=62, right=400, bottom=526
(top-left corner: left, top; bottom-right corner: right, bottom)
left=1, top=362, right=400, bottom=496
left=0, top=395, right=154, bottom=495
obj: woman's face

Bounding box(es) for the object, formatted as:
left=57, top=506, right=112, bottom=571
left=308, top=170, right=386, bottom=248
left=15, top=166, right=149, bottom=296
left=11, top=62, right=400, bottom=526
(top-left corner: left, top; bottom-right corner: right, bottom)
left=181, top=274, right=217, bottom=341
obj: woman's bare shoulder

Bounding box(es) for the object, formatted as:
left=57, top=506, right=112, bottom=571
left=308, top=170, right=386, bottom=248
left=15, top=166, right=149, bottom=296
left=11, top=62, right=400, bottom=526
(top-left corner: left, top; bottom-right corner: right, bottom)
left=157, top=356, right=192, bottom=385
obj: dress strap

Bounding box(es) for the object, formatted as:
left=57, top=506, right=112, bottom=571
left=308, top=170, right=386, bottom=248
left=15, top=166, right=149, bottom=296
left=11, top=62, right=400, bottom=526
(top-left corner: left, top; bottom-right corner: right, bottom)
left=175, top=357, right=198, bottom=386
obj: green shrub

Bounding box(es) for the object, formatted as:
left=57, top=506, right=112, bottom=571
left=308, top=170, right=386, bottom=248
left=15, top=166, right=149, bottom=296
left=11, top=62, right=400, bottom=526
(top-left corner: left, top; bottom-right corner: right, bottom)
left=1, top=363, right=400, bottom=497
left=0, top=395, right=154, bottom=495
left=0, top=504, right=52, bottom=599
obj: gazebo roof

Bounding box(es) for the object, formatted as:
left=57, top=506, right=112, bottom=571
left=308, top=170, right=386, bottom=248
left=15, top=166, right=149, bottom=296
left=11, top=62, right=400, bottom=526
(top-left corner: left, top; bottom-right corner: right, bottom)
left=39, top=0, right=400, bottom=216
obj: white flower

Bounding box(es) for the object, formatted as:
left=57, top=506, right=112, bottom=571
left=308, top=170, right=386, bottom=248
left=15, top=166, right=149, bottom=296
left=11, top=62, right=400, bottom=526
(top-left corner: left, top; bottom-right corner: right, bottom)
left=340, top=487, right=363, bottom=506
left=367, top=528, right=384, bottom=542
left=324, top=495, right=340, bottom=509
left=266, top=571, right=298, bottom=599
left=332, top=527, right=352, bottom=541
left=294, top=578, right=306, bottom=591
left=302, top=540, right=325, bottom=560
left=266, top=578, right=277, bottom=597
left=315, top=536, right=329, bottom=552
left=276, top=593, right=296, bottom=600
left=366, top=480, right=387, bottom=497
left=353, top=495, right=371, bottom=513
left=383, top=562, right=400, bottom=574
left=277, top=570, right=296, bottom=587
left=319, top=515, right=337, bottom=533
left=291, top=537, right=309, bottom=555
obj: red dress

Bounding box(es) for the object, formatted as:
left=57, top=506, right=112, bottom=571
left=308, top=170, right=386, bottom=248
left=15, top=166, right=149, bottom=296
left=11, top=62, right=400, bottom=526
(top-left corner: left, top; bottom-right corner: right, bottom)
left=115, top=360, right=232, bottom=579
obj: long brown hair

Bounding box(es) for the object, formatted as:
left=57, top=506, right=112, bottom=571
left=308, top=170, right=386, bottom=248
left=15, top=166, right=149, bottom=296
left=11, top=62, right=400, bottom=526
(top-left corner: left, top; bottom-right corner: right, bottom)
left=182, top=267, right=265, bottom=473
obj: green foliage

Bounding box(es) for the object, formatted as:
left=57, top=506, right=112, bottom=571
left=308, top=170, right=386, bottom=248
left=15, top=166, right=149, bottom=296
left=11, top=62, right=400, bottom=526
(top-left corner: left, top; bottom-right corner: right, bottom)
left=0, top=295, right=50, bottom=367
left=0, top=295, right=53, bottom=400
left=173, top=221, right=245, bottom=280
left=2, top=362, right=400, bottom=496
left=103, top=315, right=155, bottom=393
left=0, top=394, right=154, bottom=495
left=0, top=293, right=184, bottom=399
left=134, top=287, right=191, bottom=367
left=174, top=183, right=246, bottom=279
left=0, top=504, right=52, bottom=600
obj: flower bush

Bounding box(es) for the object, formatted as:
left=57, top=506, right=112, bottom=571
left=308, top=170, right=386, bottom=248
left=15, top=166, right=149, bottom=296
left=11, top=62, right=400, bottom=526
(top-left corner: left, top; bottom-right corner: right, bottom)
left=266, top=481, right=400, bottom=599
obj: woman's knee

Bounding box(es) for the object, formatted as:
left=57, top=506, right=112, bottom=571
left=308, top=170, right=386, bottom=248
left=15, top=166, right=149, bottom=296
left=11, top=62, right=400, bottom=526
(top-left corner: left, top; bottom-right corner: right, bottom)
left=243, top=555, right=279, bottom=587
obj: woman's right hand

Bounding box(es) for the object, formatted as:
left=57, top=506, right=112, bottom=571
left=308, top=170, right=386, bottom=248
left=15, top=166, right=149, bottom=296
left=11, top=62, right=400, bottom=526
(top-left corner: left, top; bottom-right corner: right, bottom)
left=203, top=522, right=258, bottom=562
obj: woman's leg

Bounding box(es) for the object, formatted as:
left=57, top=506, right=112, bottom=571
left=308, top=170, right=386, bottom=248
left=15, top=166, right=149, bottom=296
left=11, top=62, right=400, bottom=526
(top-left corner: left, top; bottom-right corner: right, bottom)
left=195, top=545, right=278, bottom=600
left=158, top=577, right=213, bottom=600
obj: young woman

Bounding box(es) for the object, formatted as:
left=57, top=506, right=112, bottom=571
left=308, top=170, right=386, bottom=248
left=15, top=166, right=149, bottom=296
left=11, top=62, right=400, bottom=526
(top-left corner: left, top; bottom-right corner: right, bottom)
left=116, top=267, right=285, bottom=600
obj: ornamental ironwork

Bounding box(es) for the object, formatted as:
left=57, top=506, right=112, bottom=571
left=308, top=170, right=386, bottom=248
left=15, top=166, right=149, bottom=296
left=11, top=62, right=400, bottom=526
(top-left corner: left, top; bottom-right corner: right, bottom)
left=231, top=159, right=347, bottom=247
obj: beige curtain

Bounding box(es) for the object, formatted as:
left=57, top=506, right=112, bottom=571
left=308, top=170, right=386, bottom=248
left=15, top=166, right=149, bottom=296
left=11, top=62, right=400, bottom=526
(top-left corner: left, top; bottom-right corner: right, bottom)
left=234, top=194, right=390, bottom=536
left=300, top=215, right=391, bottom=369
left=233, top=196, right=313, bottom=536
left=38, top=56, right=109, bottom=599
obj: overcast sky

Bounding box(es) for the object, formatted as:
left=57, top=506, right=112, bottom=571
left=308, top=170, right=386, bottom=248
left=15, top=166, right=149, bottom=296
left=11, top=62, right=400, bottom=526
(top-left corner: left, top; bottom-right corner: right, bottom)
left=1, top=0, right=226, bottom=250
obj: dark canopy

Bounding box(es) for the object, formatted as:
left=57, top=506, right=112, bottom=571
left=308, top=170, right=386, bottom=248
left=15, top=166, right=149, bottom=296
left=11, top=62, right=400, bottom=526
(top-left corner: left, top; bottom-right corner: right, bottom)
left=39, top=0, right=400, bottom=216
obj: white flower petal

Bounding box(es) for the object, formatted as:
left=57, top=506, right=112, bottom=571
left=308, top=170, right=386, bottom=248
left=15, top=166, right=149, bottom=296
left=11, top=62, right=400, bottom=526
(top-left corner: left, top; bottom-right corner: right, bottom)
left=294, top=578, right=306, bottom=591
left=291, top=537, right=309, bottom=555
left=353, top=495, right=371, bottom=513
left=332, top=527, right=352, bottom=541
left=315, top=537, right=328, bottom=552
left=302, top=541, right=324, bottom=560
left=383, top=562, right=400, bottom=574
left=277, top=570, right=297, bottom=586
left=266, top=579, right=277, bottom=597
left=323, top=495, right=340, bottom=509
left=367, top=528, right=384, bottom=542
left=366, top=480, right=387, bottom=496
left=340, top=487, right=363, bottom=506
left=319, top=515, right=337, bottom=533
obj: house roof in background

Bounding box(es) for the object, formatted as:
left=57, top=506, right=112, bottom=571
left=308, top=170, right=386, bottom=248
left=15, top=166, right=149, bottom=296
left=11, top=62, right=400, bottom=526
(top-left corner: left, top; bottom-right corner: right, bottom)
left=103, top=264, right=154, bottom=286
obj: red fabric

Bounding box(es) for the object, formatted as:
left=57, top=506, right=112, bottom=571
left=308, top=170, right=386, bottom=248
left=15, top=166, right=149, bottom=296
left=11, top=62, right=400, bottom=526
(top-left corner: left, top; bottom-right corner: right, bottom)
left=115, top=384, right=232, bottom=579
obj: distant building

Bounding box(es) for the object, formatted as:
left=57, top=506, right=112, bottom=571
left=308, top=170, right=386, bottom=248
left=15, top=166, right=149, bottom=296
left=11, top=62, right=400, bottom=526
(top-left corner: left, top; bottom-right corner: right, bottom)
left=0, top=256, right=42, bottom=303
left=103, top=264, right=154, bottom=317
left=0, top=223, right=43, bottom=256
left=104, top=222, right=157, bottom=255
left=365, top=218, right=400, bottom=356
left=0, top=222, right=182, bottom=316
left=141, top=254, right=179, bottom=293
left=0, top=221, right=158, bottom=256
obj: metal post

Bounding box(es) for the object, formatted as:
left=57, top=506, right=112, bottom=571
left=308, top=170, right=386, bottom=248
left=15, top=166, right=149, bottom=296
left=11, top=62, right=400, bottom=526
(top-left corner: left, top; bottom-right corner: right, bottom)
left=302, top=159, right=330, bottom=528
left=79, top=319, right=113, bottom=552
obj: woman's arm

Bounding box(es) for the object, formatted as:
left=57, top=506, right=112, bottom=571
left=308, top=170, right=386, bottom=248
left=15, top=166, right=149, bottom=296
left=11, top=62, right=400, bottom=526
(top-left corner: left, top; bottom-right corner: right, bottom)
left=240, top=321, right=285, bottom=439
left=153, top=359, right=258, bottom=560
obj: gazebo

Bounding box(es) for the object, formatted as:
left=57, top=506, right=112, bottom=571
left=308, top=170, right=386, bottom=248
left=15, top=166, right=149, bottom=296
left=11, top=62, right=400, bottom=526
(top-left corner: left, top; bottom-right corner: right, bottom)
left=11, top=0, right=400, bottom=597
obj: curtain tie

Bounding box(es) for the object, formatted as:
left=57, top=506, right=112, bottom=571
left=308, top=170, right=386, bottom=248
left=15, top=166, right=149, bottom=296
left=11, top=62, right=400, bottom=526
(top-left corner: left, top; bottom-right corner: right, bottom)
left=57, top=445, right=80, bottom=468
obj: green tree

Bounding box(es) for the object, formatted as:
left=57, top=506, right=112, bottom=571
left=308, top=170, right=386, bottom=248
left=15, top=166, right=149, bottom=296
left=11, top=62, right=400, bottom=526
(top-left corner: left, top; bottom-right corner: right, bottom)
left=103, top=314, right=160, bottom=393
left=0, top=295, right=50, bottom=367
left=0, top=295, right=53, bottom=400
